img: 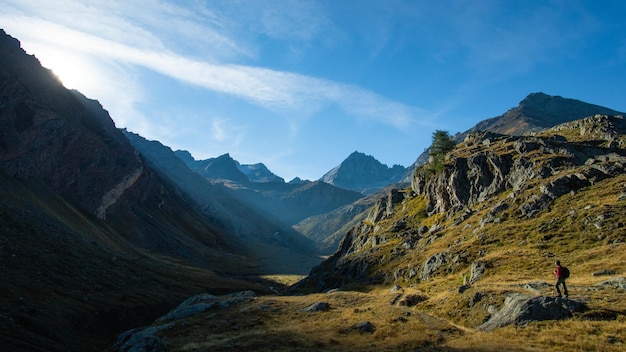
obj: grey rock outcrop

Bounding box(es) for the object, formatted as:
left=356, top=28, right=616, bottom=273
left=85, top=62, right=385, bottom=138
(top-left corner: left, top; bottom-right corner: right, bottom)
left=345, top=321, right=376, bottom=334
left=114, top=291, right=256, bottom=352
left=115, top=324, right=172, bottom=352
left=420, top=253, right=448, bottom=281
left=366, top=188, right=406, bottom=223
left=156, top=291, right=256, bottom=323
left=302, top=302, right=331, bottom=312
left=412, top=117, right=626, bottom=216
left=470, top=261, right=486, bottom=283
left=596, top=277, right=626, bottom=289
left=478, top=294, right=587, bottom=331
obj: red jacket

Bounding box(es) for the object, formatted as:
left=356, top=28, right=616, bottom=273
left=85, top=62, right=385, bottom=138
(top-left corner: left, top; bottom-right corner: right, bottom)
left=554, top=265, right=563, bottom=278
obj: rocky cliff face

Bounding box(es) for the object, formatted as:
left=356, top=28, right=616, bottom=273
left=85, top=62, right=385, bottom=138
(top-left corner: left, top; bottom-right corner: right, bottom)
left=321, top=151, right=407, bottom=194
left=412, top=115, right=626, bottom=217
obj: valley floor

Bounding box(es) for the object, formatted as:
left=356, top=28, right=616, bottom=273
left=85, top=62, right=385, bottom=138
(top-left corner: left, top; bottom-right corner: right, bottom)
left=115, top=278, right=626, bottom=352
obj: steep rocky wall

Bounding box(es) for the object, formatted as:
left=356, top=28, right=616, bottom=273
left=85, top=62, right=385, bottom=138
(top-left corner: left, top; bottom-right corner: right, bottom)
left=412, top=117, right=626, bottom=216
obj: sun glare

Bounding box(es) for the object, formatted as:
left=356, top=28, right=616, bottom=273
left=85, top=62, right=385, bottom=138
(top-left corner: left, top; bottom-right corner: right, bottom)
left=37, top=47, right=92, bottom=90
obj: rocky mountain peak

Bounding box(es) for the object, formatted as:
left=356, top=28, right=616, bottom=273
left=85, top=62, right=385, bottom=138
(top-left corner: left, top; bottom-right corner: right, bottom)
left=469, top=92, right=624, bottom=136
left=320, top=151, right=407, bottom=194
left=179, top=152, right=250, bottom=184
left=237, top=162, right=285, bottom=183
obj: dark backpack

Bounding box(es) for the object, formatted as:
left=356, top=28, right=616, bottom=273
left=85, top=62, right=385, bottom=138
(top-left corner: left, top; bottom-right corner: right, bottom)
left=561, top=266, right=570, bottom=279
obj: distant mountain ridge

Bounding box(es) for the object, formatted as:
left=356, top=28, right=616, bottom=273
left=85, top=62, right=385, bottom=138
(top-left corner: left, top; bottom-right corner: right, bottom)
left=174, top=151, right=284, bottom=183
left=320, top=151, right=407, bottom=194
left=172, top=148, right=364, bottom=227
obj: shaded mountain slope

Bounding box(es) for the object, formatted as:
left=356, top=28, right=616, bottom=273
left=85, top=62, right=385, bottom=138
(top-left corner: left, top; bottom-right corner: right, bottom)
left=123, top=131, right=322, bottom=273
left=294, top=187, right=394, bottom=254
left=0, top=174, right=265, bottom=352
left=0, top=29, right=272, bottom=351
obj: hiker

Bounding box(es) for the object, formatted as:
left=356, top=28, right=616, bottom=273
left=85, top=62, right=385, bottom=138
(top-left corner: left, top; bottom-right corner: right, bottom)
left=554, top=260, right=569, bottom=298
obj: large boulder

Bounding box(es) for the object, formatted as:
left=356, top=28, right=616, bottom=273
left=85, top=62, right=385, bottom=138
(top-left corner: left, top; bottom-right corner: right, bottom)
left=479, top=294, right=587, bottom=331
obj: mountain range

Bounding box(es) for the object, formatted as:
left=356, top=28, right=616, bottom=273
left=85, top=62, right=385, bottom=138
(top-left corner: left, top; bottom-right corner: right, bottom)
left=0, top=29, right=313, bottom=351
left=2, top=27, right=626, bottom=352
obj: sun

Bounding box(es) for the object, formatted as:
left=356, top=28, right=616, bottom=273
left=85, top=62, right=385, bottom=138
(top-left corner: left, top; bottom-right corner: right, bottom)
left=37, top=47, right=92, bottom=90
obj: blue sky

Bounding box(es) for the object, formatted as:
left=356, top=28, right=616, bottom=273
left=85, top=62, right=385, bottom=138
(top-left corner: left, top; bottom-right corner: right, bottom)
left=2, top=1, right=625, bottom=181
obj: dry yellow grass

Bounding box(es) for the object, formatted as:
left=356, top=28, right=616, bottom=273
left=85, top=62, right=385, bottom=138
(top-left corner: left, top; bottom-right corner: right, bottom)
left=153, top=280, right=625, bottom=352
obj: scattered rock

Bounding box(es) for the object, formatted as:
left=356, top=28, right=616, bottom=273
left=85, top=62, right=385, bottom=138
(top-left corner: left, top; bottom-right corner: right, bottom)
left=156, top=291, right=256, bottom=323
left=420, top=253, right=447, bottom=281
left=399, top=294, right=428, bottom=307
left=114, top=324, right=173, bottom=352
left=595, top=277, right=626, bottom=289
left=302, top=302, right=330, bottom=312
left=390, top=285, right=403, bottom=294
left=468, top=292, right=483, bottom=307
left=592, top=269, right=616, bottom=277
left=470, top=261, right=485, bottom=283
left=346, top=321, right=376, bottom=334
left=389, top=218, right=407, bottom=232
left=523, top=282, right=551, bottom=293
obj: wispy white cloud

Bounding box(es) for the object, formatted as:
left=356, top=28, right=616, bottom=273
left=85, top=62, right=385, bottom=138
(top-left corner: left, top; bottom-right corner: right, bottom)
left=210, top=118, right=245, bottom=148
left=1, top=12, right=420, bottom=129
left=0, top=1, right=414, bottom=131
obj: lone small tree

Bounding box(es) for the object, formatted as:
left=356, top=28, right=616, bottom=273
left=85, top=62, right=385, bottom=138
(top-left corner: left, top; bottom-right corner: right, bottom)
left=428, top=130, right=456, bottom=172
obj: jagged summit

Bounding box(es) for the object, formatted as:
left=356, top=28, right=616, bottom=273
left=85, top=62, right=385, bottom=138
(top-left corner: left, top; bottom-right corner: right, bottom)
left=237, top=162, right=284, bottom=183
left=320, top=151, right=407, bottom=194
left=179, top=152, right=250, bottom=184
left=174, top=151, right=285, bottom=184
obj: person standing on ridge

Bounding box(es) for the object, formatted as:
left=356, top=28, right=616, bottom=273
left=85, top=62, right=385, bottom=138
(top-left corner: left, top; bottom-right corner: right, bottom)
left=554, top=260, right=569, bottom=298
